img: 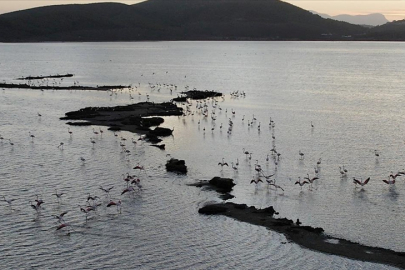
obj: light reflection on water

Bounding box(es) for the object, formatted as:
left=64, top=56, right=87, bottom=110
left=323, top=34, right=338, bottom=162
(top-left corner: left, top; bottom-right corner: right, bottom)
left=0, top=42, right=404, bottom=269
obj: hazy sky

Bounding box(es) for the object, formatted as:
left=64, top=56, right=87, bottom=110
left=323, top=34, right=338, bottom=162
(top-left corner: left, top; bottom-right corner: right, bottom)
left=0, top=0, right=404, bottom=21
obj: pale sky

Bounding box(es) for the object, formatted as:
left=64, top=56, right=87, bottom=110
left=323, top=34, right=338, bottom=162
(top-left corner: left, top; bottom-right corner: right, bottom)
left=0, top=0, right=404, bottom=21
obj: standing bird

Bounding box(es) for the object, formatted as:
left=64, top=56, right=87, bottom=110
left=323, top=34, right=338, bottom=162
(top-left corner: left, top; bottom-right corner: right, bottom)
left=29, top=131, right=35, bottom=141
left=57, top=142, right=64, bottom=149
left=298, top=150, right=304, bottom=159
left=374, top=150, right=379, bottom=157
left=68, top=127, right=73, bottom=136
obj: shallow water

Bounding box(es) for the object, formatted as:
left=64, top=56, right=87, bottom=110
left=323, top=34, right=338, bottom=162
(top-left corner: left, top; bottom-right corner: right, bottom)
left=0, top=41, right=404, bottom=269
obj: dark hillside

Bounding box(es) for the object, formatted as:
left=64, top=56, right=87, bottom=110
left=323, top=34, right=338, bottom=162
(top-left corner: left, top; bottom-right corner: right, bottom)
left=0, top=0, right=368, bottom=42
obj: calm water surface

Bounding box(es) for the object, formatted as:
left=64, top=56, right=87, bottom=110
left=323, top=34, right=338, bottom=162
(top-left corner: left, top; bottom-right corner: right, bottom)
left=1, top=41, right=404, bottom=269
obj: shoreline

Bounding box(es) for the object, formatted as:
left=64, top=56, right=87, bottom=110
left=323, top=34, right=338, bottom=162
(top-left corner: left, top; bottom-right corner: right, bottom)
left=199, top=202, right=405, bottom=269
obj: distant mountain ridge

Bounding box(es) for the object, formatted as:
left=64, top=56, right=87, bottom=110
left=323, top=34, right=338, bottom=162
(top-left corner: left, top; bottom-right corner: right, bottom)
left=0, top=0, right=402, bottom=42
left=312, top=11, right=389, bottom=26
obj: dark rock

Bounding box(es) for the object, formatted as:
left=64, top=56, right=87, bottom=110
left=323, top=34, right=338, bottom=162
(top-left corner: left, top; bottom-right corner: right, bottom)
left=150, top=144, right=165, bottom=150
left=166, top=158, right=187, bottom=174
left=255, top=206, right=276, bottom=216
left=65, top=121, right=92, bottom=126
left=219, top=193, right=234, bottom=200
left=233, top=203, right=248, bottom=210
left=208, top=177, right=235, bottom=192
left=150, top=127, right=173, bottom=137
left=198, top=204, right=227, bottom=215
left=145, top=134, right=162, bottom=144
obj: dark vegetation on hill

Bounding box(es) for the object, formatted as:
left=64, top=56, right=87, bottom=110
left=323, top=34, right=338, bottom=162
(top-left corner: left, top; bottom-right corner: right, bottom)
left=0, top=0, right=402, bottom=42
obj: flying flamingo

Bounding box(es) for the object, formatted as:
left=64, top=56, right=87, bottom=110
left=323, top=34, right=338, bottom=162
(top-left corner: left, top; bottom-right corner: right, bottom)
left=2, top=196, right=16, bottom=208
left=53, top=190, right=65, bottom=202
left=53, top=211, right=68, bottom=223
left=353, top=177, right=370, bottom=187
left=382, top=178, right=395, bottom=185
left=250, top=177, right=263, bottom=185
left=107, top=200, right=122, bottom=213
left=99, top=186, right=114, bottom=196
left=133, top=164, right=144, bottom=171
left=121, top=186, right=136, bottom=195
left=30, top=201, right=41, bottom=212
left=389, top=172, right=402, bottom=180
left=295, top=177, right=309, bottom=189
left=304, top=174, right=319, bottom=190
left=218, top=158, right=228, bottom=168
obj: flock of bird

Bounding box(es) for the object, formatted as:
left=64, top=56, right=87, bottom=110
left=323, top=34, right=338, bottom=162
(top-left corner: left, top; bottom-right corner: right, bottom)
left=1, top=73, right=404, bottom=236
left=1, top=117, right=151, bottom=234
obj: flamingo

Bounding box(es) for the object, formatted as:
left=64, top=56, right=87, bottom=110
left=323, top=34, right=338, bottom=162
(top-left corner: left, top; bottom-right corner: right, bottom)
left=2, top=196, right=16, bottom=208
left=304, top=174, right=319, bottom=190
left=250, top=177, right=263, bottom=185
left=353, top=177, right=370, bottom=187
left=8, top=139, right=14, bottom=146
left=242, top=148, right=250, bottom=157
left=339, top=166, right=346, bottom=177
left=56, top=223, right=70, bottom=232
left=295, top=177, right=309, bottom=189
left=317, top=158, right=322, bottom=166
left=29, top=131, right=35, bottom=141
left=68, top=127, right=73, bottom=136
left=30, top=201, right=41, bottom=212
left=382, top=178, right=395, bottom=185
left=99, top=186, right=114, bottom=196
left=35, top=195, right=44, bottom=208
left=80, top=157, right=86, bottom=162
left=133, top=164, right=144, bottom=170
left=107, top=200, right=122, bottom=213
left=90, top=138, right=96, bottom=145
left=121, top=186, right=136, bottom=195
left=53, top=190, right=65, bottom=202
left=299, top=150, right=304, bottom=159
left=57, top=142, right=64, bottom=149
left=231, top=162, right=238, bottom=171
left=218, top=158, right=228, bottom=168
left=268, top=182, right=284, bottom=192
left=131, top=179, right=142, bottom=190
left=53, top=211, right=68, bottom=223
left=86, top=194, right=99, bottom=202
left=374, top=150, right=379, bottom=157
left=389, top=172, right=402, bottom=180
left=92, top=128, right=99, bottom=135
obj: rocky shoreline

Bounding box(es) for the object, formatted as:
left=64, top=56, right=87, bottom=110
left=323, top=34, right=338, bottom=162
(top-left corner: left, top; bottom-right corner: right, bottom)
left=199, top=202, right=405, bottom=269
left=0, top=82, right=129, bottom=91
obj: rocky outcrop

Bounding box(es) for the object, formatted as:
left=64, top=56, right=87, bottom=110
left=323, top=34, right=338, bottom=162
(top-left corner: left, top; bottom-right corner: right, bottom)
left=165, top=158, right=187, bottom=174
